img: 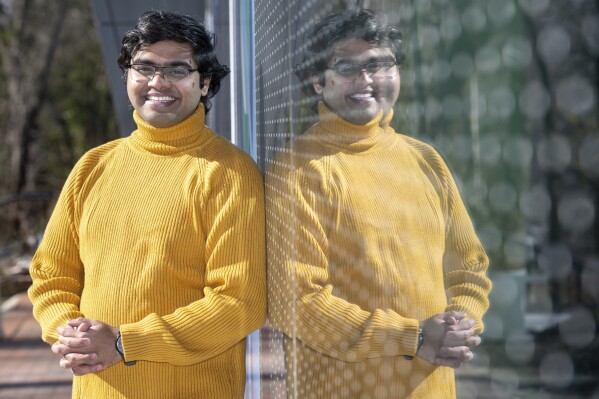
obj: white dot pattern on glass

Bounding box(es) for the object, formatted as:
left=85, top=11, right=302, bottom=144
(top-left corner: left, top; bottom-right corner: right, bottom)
left=254, top=1, right=599, bottom=398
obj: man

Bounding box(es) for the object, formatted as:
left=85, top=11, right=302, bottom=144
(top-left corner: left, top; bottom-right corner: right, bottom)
left=266, top=9, right=492, bottom=398
left=28, top=10, right=265, bottom=398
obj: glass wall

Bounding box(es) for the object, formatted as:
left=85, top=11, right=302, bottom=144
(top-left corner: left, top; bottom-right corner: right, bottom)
left=255, top=0, right=599, bottom=398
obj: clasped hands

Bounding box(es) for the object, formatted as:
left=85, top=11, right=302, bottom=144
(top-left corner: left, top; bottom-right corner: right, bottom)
left=51, top=318, right=121, bottom=376
left=51, top=312, right=477, bottom=375
left=418, top=311, right=481, bottom=369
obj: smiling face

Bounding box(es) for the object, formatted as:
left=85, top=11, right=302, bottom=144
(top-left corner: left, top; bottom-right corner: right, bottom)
left=126, top=40, right=211, bottom=128
left=312, top=38, right=400, bottom=125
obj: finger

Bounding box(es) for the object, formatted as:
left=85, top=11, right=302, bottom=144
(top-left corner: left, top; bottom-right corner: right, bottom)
left=444, top=312, right=468, bottom=326
left=67, top=317, right=87, bottom=326
left=60, top=357, right=74, bottom=369
left=444, top=333, right=472, bottom=349
left=465, top=335, right=481, bottom=348
left=446, top=318, right=475, bottom=333
left=444, top=311, right=466, bottom=322
left=68, top=318, right=93, bottom=332
left=51, top=343, right=61, bottom=354
left=58, top=325, right=91, bottom=338
left=63, top=352, right=98, bottom=366
left=71, top=363, right=104, bottom=376
left=444, top=326, right=477, bottom=347
left=57, top=325, right=77, bottom=337
left=59, top=325, right=90, bottom=338
left=57, top=335, right=92, bottom=349
left=51, top=343, right=70, bottom=355
left=456, top=318, right=475, bottom=330
left=435, top=357, right=463, bottom=369
left=438, top=345, right=475, bottom=362
left=77, top=322, right=93, bottom=332
left=53, top=343, right=88, bottom=356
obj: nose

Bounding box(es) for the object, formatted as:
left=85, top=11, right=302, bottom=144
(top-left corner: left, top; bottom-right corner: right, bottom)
left=148, top=70, right=171, bottom=87
left=356, top=68, right=374, bottom=83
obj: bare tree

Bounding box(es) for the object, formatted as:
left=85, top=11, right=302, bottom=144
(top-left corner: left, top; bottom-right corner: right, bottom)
left=0, top=0, right=70, bottom=196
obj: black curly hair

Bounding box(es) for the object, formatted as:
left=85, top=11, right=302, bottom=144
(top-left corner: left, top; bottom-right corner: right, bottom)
left=117, top=10, right=229, bottom=113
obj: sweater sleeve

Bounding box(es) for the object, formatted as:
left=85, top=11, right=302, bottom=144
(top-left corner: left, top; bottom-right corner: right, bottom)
left=402, top=136, right=492, bottom=334
left=28, top=161, right=86, bottom=344
left=120, top=154, right=267, bottom=366
left=266, top=156, right=421, bottom=362
left=440, top=164, right=492, bottom=334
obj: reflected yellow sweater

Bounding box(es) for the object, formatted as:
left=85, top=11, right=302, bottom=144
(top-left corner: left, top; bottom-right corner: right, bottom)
left=266, top=103, right=491, bottom=398
left=29, top=105, right=266, bottom=399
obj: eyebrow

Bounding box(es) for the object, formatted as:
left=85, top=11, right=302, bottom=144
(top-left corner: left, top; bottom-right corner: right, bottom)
left=130, top=59, right=194, bottom=68
left=333, top=55, right=396, bottom=65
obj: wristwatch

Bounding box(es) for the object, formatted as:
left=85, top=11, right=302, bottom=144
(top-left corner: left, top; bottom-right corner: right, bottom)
left=115, top=331, right=137, bottom=366
left=404, top=327, right=424, bottom=360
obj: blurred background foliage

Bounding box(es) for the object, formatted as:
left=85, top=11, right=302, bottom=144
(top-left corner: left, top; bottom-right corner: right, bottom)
left=388, top=0, right=599, bottom=277
left=0, top=0, right=118, bottom=256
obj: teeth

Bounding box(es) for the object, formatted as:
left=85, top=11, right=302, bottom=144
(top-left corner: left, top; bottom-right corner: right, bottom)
left=350, top=93, right=373, bottom=100
left=147, top=96, right=175, bottom=102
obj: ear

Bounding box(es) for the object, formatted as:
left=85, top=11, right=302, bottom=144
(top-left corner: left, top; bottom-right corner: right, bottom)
left=200, top=75, right=211, bottom=97
left=311, top=74, right=323, bottom=95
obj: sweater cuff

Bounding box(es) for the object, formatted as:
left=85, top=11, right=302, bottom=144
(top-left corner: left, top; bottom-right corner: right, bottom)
left=380, top=313, right=420, bottom=358
left=119, top=314, right=165, bottom=362
left=398, top=319, right=421, bottom=358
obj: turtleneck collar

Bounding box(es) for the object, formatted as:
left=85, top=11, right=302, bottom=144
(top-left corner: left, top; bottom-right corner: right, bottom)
left=380, top=109, right=394, bottom=131
left=315, top=102, right=394, bottom=152
left=128, top=104, right=210, bottom=155
left=318, top=102, right=383, bottom=137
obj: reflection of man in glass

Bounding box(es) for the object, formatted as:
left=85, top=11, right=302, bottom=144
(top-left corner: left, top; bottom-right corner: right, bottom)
left=266, top=9, right=492, bottom=398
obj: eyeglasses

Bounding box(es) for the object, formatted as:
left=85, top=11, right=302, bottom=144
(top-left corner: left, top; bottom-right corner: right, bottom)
left=127, top=64, right=198, bottom=83
left=327, top=60, right=399, bottom=81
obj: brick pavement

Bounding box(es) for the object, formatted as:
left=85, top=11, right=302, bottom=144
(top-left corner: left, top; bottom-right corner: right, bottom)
left=0, top=293, right=72, bottom=399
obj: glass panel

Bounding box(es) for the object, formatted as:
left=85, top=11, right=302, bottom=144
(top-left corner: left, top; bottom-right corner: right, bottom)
left=256, top=1, right=599, bottom=398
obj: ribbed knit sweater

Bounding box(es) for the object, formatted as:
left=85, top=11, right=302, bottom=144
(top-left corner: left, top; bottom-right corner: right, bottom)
left=28, top=105, right=266, bottom=398
left=266, top=103, right=491, bottom=398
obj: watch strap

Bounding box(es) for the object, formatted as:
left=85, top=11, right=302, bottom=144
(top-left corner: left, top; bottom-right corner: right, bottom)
left=404, top=327, right=424, bottom=360
left=115, top=331, right=137, bottom=366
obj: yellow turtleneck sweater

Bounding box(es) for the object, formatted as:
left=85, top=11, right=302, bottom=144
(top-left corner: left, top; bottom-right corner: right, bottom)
left=266, top=103, right=491, bottom=399
left=28, top=105, right=266, bottom=399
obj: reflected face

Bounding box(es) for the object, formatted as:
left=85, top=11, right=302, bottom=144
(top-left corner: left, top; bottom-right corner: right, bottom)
left=312, top=38, right=401, bottom=125
left=126, top=40, right=211, bottom=128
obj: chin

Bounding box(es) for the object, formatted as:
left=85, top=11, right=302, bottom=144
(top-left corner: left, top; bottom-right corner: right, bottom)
left=349, top=112, right=378, bottom=125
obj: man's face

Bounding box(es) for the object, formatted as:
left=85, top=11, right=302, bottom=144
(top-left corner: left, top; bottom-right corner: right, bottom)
left=126, top=40, right=211, bottom=128
left=312, top=38, right=400, bottom=125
